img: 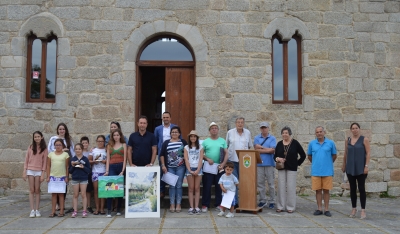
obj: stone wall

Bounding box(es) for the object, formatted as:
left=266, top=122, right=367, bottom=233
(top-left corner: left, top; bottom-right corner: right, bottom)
left=0, top=0, right=399, bottom=196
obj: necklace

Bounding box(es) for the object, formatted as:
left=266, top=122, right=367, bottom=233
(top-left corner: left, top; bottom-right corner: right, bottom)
left=283, top=140, right=292, bottom=157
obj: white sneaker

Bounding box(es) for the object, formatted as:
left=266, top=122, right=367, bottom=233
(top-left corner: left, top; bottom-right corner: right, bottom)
left=201, top=206, right=208, bottom=213
left=225, top=212, right=234, bottom=218
left=217, top=211, right=225, bottom=217
left=35, top=210, right=41, bottom=217
left=106, top=211, right=112, bottom=218
left=29, top=210, right=35, bottom=218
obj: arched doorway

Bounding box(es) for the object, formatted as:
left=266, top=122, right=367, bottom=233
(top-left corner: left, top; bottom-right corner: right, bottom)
left=136, top=36, right=195, bottom=137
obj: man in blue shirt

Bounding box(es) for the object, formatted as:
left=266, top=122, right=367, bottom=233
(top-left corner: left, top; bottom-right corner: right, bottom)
left=307, top=126, right=337, bottom=217
left=254, top=122, right=276, bottom=209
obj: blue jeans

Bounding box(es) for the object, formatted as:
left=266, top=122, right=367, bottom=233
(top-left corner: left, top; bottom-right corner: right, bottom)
left=167, top=165, right=185, bottom=205
left=107, top=163, right=123, bottom=211
left=202, top=171, right=223, bottom=208
left=229, top=161, right=239, bottom=205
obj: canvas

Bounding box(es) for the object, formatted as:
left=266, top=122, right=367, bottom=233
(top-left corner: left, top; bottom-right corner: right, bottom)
left=98, top=176, right=124, bottom=198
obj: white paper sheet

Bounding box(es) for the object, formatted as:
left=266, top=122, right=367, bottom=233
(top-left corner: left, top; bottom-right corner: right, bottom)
left=161, top=172, right=179, bottom=186
left=203, top=161, right=219, bottom=175
left=221, top=190, right=235, bottom=208
left=48, top=181, right=66, bottom=193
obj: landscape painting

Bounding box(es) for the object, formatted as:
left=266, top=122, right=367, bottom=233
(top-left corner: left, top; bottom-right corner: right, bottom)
left=98, top=176, right=124, bottom=198
left=125, top=167, right=160, bottom=218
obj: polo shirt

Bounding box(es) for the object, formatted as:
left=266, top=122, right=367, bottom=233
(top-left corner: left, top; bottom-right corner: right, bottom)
left=254, top=133, right=276, bottom=167
left=307, top=137, right=337, bottom=177
left=202, top=137, right=227, bottom=163
left=128, top=131, right=157, bottom=166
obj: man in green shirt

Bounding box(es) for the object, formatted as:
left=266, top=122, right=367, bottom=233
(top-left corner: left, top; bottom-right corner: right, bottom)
left=201, top=122, right=228, bottom=212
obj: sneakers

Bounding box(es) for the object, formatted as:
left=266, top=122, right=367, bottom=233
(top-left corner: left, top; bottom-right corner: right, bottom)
left=324, top=211, right=332, bottom=217
left=217, top=211, right=225, bottom=217
left=116, top=211, right=122, bottom=216
left=35, top=210, right=41, bottom=217
left=195, top=207, right=201, bottom=215
left=29, top=210, right=35, bottom=218
left=188, top=208, right=194, bottom=215
left=71, top=211, right=77, bottom=218
left=201, top=206, right=208, bottom=213
left=87, top=207, right=94, bottom=213
left=268, top=203, right=275, bottom=209
left=215, top=206, right=223, bottom=211
left=225, top=212, right=234, bottom=218
left=82, top=210, right=87, bottom=218
left=313, top=210, right=323, bottom=215
left=257, top=202, right=266, bottom=208
left=106, top=210, right=112, bottom=218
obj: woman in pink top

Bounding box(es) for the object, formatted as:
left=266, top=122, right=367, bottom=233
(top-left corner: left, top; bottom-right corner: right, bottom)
left=23, top=131, right=48, bottom=218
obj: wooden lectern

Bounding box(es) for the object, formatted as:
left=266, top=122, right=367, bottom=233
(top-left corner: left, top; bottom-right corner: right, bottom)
left=235, top=150, right=262, bottom=213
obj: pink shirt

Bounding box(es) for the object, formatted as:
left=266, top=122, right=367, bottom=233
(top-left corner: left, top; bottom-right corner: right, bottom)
left=24, top=146, right=48, bottom=171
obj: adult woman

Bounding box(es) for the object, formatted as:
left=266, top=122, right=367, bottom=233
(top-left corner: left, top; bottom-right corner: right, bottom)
left=160, top=126, right=187, bottom=213
left=342, top=123, right=370, bottom=219
left=274, top=126, right=306, bottom=213
left=105, top=121, right=128, bottom=146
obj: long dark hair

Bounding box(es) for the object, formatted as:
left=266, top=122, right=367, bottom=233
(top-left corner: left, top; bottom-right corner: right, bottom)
left=53, top=138, right=66, bottom=149
left=57, top=123, right=72, bottom=150
left=31, top=131, right=47, bottom=155
left=96, top=135, right=106, bottom=148
left=187, top=134, right=200, bottom=150
left=108, top=129, right=126, bottom=150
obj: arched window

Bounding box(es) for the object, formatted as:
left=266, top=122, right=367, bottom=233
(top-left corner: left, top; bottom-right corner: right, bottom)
left=139, top=37, right=193, bottom=61
left=26, top=33, right=57, bottom=102
left=272, top=34, right=302, bottom=104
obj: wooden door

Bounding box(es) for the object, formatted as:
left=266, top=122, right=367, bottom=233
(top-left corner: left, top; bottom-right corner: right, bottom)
left=165, top=67, right=195, bottom=138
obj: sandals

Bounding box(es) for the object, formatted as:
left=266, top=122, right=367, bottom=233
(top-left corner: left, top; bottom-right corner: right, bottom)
left=287, top=210, right=293, bottom=213
left=49, top=213, right=56, bottom=218
left=93, top=211, right=99, bottom=215
left=276, top=209, right=282, bottom=213
left=349, top=209, right=357, bottom=218
left=100, top=211, right=106, bottom=215
left=58, top=213, right=65, bottom=217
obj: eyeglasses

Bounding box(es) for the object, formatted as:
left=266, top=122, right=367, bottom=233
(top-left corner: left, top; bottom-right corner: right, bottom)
left=54, top=144, right=63, bottom=146
left=171, top=132, right=179, bottom=134
left=97, top=141, right=105, bottom=142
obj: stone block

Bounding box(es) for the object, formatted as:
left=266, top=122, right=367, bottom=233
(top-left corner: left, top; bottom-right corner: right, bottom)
left=372, top=122, right=395, bottom=134
left=239, top=67, right=265, bottom=78
left=246, top=11, right=270, bottom=23
left=388, top=187, right=400, bottom=197
left=391, top=170, right=400, bottom=181
left=355, top=92, right=378, bottom=101
left=318, top=25, right=336, bottom=38
left=244, top=38, right=269, bottom=53
left=225, top=0, right=249, bottom=11
left=164, top=0, right=209, bottom=10
left=66, top=80, right=96, bottom=93
left=88, top=54, right=121, bottom=68
left=291, top=11, right=322, bottom=23
left=49, top=7, right=80, bottom=19
left=220, top=58, right=248, bottom=67
left=80, top=6, right=104, bottom=20
left=390, top=80, right=400, bottom=90
left=385, top=2, right=400, bottom=13
left=366, top=181, right=387, bottom=193
left=374, top=53, right=386, bottom=65
left=0, top=149, right=24, bottom=162
left=318, top=63, right=348, bottom=78
left=71, top=67, right=109, bottom=79
left=389, top=13, right=400, bottom=23
left=34, top=110, right=53, bottom=121
left=0, top=163, right=24, bottom=179
left=73, top=120, right=109, bottom=134
left=220, top=11, right=246, bottom=23
left=115, top=0, right=150, bottom=8
left=64, top=19, right=92, bottom=31
left=54, top=0, right=90, bottom=6
left=8, top=109, right=35, bottom=118
left=239, top=24, right=262, bottom=37
left=318, top=38, right=347, bottom=51
left=388, top=158, right=400, bottom=169
left=355, top=22, right=374, bottom=33
left=0, top=21, right=19, bottom=32
left=7, top=5, right=40, bottom=20
left=58, top=56, right=76, bottom=70
left=196, top=77, right=214, bottom=88
left=102, top=7, right=124, bottom=20
left=314, top=97, right=336, bottom=109
left=196, top=88, right=220, bottom=101
left=360, top=2, right=384, bottom=13
left=113, top=86, right=135, bottom=100
left=323, top=12, right=352, bottom=25
left=112, top=31, right=130, bottom=43
left=92, top=106, right=120, bottom=119
left=79, top=93, right=100, bottom=106
left=230, top=78, right=254, bottom=93
left=349, top=63, right=368, bottom=78
left=1, top=56, right=23, bottom=68
left=216, top=24, right=239, bottom=36
left=0, top=32, right=9, bottom=43
left=336, top=94, right=354, bottom=107
left=369, top=14, right=388, bottom=22
left=304, top=79, right=320, bottom=95
left=133, top=9, right=174, bottom=22
left=94, top=20, right=138, bottom=31
left=233, top=94, right=261, bottom=111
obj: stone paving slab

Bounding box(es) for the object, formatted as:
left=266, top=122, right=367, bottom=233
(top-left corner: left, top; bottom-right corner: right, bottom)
left=0, top=194, right=398, bottom=233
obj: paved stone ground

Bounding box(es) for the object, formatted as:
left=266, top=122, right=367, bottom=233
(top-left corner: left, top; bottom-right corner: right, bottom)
left=0, top=194, right=399, bottom=234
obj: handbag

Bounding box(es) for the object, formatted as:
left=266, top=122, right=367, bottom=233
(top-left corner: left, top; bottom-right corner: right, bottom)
left=276, top=139, right=292, bottom=170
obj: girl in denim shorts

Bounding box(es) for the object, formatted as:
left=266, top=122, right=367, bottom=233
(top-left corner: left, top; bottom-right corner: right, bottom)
left=89, top=135, right=107, bottom=215
left=184, top=130, right=204, bottom=215
left=69, top=143, right=91, bottom=218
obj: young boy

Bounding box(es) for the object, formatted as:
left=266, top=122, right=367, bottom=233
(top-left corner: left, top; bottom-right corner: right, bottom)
left=218, top=162, right=239, bottom=218
left=80, top=136, right=93, bottom=213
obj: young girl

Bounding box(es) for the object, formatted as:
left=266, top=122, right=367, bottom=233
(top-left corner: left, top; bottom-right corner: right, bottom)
left=89, top=135, right=107, bottom=215
left=80, top=136, right=94, bottom=213
left=104, top=129, right=127, bottom=217
left=184, top=130, right=203, bottom=215
left=105, top=121, right=128, bottom=146
left=69, top=143, right=91, bottom=218
left=23, top=131, right=48, bottom=218
left=47, top=139, right=69, bottom=217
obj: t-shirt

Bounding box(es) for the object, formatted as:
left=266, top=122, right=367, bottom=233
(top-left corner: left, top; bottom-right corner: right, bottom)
left=48, top=152, right=70, bottom=177
left=160, top=140, right=187, bottom=167
left=128, top=131, right=157, bottom=166
left=184, top=145, right=203, bottom=168
left=218, top=173, right=239, bottom=192
left=307, top=137, right=337, bottom=176
left=254, top=133, right=277, bottom=167
left=89, top=148, right=107, bottom=173
left=202, top=137, right=227, bottom=163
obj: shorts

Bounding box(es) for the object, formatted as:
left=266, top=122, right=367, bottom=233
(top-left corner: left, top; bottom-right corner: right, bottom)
left=311, top=176, right=333, bottom=190
left=186, top=167, right=203, bottom=176
left=92, top=172, right=105, bottom=182
left=71, top=180, right=88, bottom=185
left=49, top=176, right=66, bottom=182
left=26, top=170, right=42, bottom=177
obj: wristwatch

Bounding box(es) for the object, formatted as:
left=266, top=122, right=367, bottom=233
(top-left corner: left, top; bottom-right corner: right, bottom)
left=149, top=163, right=153, bottom=166
left=365, top=165, right=368, bottom=167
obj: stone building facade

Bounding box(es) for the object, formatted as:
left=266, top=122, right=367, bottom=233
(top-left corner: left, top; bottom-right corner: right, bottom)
left=0, top=0, right=399, bottom=196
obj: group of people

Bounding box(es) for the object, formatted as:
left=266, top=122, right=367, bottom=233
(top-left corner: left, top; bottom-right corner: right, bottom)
left=22, top=111, right=370, bottom=220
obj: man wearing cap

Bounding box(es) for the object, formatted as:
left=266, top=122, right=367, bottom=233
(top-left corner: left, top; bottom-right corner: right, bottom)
left=201, top=122, right=228, bottom=212
left=254, top=122, right=277, bottom=209
left=226, top=117, right=253, bottom=207
left=154, top=111, right=178, bottom=197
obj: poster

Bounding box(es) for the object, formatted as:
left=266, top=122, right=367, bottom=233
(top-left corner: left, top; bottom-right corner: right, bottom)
left=125, top=167, right=160, bottom=218
left=98, top=176, right=124, bottom=198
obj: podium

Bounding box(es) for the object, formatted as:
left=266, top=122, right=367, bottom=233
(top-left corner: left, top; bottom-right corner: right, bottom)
left=235, top=150, right=262, bottom=213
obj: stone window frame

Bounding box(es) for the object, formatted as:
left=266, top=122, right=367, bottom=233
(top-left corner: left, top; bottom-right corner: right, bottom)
left=271, top=33, right=302, bottom=104
left=25, top=33, right=58, bottom=103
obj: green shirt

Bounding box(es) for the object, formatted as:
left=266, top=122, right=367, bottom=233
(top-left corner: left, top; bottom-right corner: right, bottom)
left=202, top=137, right=227, bottom=163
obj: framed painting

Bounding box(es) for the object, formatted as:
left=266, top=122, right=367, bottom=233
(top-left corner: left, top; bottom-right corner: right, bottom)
left=98, top=176, right=124, bottom=198
left=125, top=166, right=160, bottom=218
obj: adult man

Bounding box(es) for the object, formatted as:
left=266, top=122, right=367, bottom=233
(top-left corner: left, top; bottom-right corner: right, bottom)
left=307, top=126, right=337, bottom=217
left=254, top=122, right=276, bottom=209
left=226, top=117, right=253, bottom=207
left=201, top=122, right=228, bottom=212
left=154, top=112, right=178, bottom=197
left=127, top=116, right=157, bottom=167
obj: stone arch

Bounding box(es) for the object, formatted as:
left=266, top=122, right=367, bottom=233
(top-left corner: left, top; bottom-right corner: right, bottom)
left=124, top=20, right=208, bottom=63
left=264, top=17, right=311, bottom=41
left=19, top=12, right=64, bottom=38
